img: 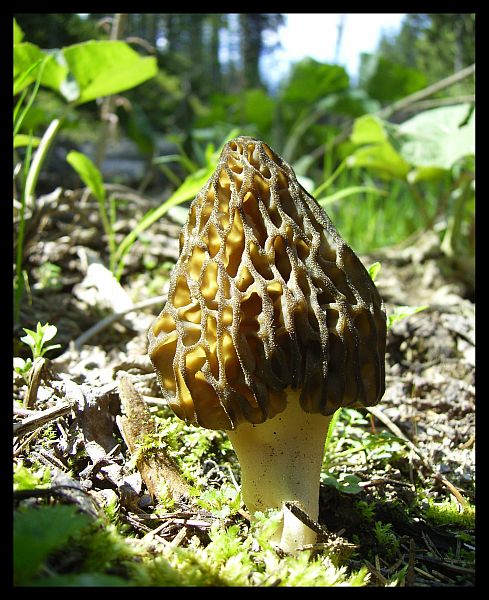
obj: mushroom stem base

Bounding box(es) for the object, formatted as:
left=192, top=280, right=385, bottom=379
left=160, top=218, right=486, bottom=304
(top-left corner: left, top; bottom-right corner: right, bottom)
left=227, top=390, right=332, bottom=553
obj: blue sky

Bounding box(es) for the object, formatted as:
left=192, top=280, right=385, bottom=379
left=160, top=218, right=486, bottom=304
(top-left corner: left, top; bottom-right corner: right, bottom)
left=261, top=14, right=406, bottom=87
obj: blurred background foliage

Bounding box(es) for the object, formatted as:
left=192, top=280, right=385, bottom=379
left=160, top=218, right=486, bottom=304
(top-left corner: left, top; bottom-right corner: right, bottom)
left=14, top=13, right=475, bottom=287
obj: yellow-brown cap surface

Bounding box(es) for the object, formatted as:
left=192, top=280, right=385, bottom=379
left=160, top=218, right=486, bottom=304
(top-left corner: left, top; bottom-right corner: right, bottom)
left=148, top=137, right=386, bottom=430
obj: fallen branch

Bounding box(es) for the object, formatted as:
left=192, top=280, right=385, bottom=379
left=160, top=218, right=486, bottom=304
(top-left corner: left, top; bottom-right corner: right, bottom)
left=72, top=295, right=167, bottom=350
left=117, top=374, right=192, bottom=504
left=13, top=401, right=74, bottom=438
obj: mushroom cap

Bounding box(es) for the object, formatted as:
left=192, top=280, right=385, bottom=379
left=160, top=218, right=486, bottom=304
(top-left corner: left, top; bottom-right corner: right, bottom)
left=148, top=136, right=386, bottom=430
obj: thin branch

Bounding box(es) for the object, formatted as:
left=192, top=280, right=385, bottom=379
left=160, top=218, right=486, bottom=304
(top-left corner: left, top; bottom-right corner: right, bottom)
left=366, top=406, right=468, bottom=508
left=13, top=401, right=73, bottom=438
left=400, top=95, right=474, bottom=115
left=72, top=295, right=167, bottom=350
left=307, top=63, right=475, bottom=165
left=378, top=63, right=475, bottom=120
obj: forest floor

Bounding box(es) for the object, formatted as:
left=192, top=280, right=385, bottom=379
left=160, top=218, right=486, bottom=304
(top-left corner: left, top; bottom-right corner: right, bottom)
left=13, top=187, right=475, bottom=587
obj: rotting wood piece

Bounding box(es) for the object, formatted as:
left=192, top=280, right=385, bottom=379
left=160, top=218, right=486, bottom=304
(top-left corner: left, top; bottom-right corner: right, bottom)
left=117, top=375, right=191, bottom=504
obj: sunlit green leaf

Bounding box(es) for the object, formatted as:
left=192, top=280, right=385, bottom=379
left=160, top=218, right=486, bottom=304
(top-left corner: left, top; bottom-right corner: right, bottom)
left=398, top=104, right=475, bottom=170
left=13, top=18, right=24, bottom=44
left=350, top=114, right=387, bottom=145
left=14, top=43, right=68, bottom=95
left=368, top=262, right=382, bottom=281
left=348, top=142, right=411, bottom=180
left=387, top=305, right=429, bottom=329
left=63, top=41, right=157, bottom=105
left=66, top=151, right=105, bottom=203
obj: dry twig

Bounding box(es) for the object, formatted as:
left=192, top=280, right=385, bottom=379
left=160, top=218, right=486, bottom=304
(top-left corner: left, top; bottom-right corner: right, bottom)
left=366, top=406, right=468, bottom=508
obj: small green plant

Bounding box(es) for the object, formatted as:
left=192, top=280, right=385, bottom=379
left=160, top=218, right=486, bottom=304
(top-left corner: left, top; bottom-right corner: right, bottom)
left=19, top=322, right=61, bottom=360
left=14, top=322, right=61, bottom=381
left=13, top=463, right=51, bottom=491
left=321, top=471, right=363, bottom=495
left=13, top=18, right=158, bottom=314
left=387, top=304, right=429, bottom=330
left=356, top=500, right=376, bottom=522
left=373, top=521, right=400, bottom=561
left=34, top=262, right=62, bottom=291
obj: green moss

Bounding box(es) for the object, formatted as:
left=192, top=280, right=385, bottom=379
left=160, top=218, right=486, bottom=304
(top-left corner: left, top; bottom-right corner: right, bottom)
left=424, top=497, right=475, bottom=529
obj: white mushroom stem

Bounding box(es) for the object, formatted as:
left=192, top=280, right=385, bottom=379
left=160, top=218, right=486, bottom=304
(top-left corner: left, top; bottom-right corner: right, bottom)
left=227, top=389, right=332, bottom=553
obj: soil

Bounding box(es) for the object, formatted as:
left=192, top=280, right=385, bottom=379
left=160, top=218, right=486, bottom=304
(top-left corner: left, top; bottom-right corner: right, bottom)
left=13, top=188, right=475, bottom=587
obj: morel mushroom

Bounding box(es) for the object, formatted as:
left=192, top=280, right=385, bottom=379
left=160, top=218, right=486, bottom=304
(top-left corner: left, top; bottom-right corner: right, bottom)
left=148, top=136, right=386, bottom=552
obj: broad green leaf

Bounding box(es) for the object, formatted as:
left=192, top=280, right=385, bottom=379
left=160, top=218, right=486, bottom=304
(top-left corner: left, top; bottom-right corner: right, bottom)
left=338, top=474, right=363, bottom=495
left=398, top=104, right=475, bottom=171
left=66, top=151, right=105, bottom=203
left=283, top=58, right=349, bottom=105
left=14, top=505, right=91, bottom=585
left=348, top=142, right=410, bottom=181
left=407, top=166, right=447, bottom=184
left=13, top=18, right=24, bottom=44
left=350, top=114, right=387, bottom=145
left=62, top=41, right=157, bottom=105
left=14, top=44, right=68, bottom=95
left=363, top=55, right=427, bottom=103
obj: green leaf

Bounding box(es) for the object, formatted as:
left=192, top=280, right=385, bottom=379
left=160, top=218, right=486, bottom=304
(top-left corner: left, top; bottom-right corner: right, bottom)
left=66, top=151, right=105, bottom=203
left=348, top=142, right=411, bottom=181
left=397, top=104, right=475, bottom=171
left=407, top=166, right=447, bottom=184
left=368, top=262, right=382, bottom=281
left=13, top=18, right=24, bottom=44
left=282, top=58, right=349, bottom=105
left=337, top=474, right=363, bottom=495
left=62, top=40, right=157, bottom=105
left=363, top=55, right=427, bottom=103
left=317, top=185, right=387, bottom=206
left=350, top=114, right=387, bottom=145
left=14, top=505, right=91, bottom=585
left=387, top=305, right=429, bottom=330
left=13, top=464, right=50, bottom=491
left=14, top=43, right=68, bottom=96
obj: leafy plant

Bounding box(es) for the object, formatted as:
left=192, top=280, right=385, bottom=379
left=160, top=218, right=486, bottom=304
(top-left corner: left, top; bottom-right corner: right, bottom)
left=373, top=521, right=400, bottom=561
left=387, top=305, right=429, bottom=330
left=19, top=322, right=61, bottom=360
left=14, top=463, right=51, bottom=491
left=13, top=18, right=157, bottom=315
left=347, top=105, right=475, bottom=257
left=14, top=321, right=61, bottom=382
